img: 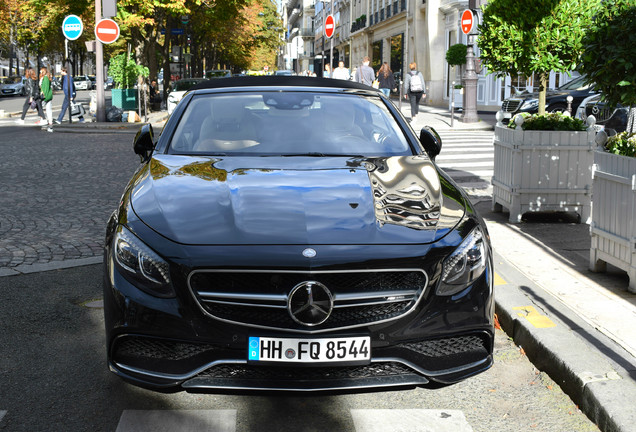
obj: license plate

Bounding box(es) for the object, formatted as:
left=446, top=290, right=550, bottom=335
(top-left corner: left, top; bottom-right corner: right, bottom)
left=248, top=336, right=370, bottom=363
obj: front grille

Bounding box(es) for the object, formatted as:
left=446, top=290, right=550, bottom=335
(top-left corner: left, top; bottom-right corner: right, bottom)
left=501, top=99, right=522, bottom=113
left=188, top=269, right=428, bottom=332
left=196, top=362, right=413, bottom=381
left=586, top=104, right=613, bottom=122
left=400, top=335, right=485, bottom=358
left=115, top=337, right=217, bottom=361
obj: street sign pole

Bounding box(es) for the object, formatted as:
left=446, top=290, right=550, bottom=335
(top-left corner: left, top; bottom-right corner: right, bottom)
left=62, top=15, right=83, bottom=123
left=95, top=0, right=105, bottom=122
left=461, top=9, right=479, bottom=123
left=65, top=39, right=72, bottom=124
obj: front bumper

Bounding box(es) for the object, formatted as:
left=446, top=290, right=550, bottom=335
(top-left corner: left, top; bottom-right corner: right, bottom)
left=104, top=251, right=494, bottom=392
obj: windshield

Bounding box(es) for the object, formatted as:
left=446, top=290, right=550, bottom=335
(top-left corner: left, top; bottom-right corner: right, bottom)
left=206, top=70, right=231, bottom=78
left=173, top=79, right=205, bottom=92
left=168, top=91, right=413, bottom=157
left=558, top=75, right=591, bottom=91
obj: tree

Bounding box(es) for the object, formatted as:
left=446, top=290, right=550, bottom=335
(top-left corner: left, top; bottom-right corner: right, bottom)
left=579, top=0, right=636, bottom=133
left=478, top=0, right=601, bottom=115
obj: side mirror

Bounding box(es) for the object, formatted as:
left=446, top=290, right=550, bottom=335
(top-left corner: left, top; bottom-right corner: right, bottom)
left=419, top=126, right=442, bottom=160
left=133, top=123, right=155, bottom=162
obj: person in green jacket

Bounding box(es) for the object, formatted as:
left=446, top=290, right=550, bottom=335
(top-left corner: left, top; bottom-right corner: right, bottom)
left=39, top=67, right=54, bottom=132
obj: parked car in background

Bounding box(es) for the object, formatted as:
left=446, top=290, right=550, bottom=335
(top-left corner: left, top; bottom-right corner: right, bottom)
left=103, top=76, right=494, bottom=393
left=104, top=76, right=114, bottom=90
left=274, top=69, right=294, bottom=76
left=205, top=69, right=232, bottom=79
left=88, top=76, right=97, bottom=90
left=166, top=77, right=207, bottom=115
left=500, top=74, right=595, bottom=120
left=51, top=76, right=62, bottom=91
left=576, top=93, right=629, bottom=135
left=74, top=75, right=92, bottom=90
left=0, top=76, right=26, bottom=96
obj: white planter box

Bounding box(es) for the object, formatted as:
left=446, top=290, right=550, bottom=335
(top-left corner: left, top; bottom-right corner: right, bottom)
left=492, top=117, right=596, bottom=223
left=590, top=150, right=636, bottom=293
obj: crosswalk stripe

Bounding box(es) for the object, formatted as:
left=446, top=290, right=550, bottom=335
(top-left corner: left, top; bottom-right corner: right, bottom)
left=115, top=410, right=237, bottom=432
left=351, top=409, right=473, bottom=432
left=434, top=130, right=495, bottom=184
left=438, top=160, right=494, bottom=168
left=440, top=169, right=493, bottom=178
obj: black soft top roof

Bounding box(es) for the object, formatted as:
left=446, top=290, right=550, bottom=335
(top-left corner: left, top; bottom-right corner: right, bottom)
left=190, top=75, right=377, bottom=92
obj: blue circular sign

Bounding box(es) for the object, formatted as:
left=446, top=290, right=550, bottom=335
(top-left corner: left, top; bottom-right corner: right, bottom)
left=62, top=15, right=83, bottom=41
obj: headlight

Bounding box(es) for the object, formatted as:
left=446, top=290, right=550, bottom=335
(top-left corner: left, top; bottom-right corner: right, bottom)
left=438, top=226, right=488, bottom=296
left=113, top=225, right=174, bottom=297
left=521, top=99, right=539, bottom=110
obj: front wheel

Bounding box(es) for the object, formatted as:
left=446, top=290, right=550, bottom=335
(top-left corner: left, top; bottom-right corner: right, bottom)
left=548, top=103, right=568, bottom=114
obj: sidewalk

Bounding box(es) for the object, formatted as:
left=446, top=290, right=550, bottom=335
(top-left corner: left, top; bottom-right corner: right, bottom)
left=410, top=103, right=636, bottom=432
left=394, top=99, right=496, bottom=131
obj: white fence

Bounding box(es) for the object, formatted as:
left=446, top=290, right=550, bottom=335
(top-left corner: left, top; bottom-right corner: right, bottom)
left=590, top=150, right=636, bottom=293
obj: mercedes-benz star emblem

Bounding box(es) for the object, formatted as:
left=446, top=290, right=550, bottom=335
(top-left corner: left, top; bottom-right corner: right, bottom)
left=288, top=281, right=333, bottom=326
left=302, top=248, right=317, bottom=258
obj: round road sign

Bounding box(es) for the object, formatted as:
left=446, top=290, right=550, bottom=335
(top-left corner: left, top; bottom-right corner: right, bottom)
left=95, top=18, right=120, bottom=44
left=62, top=15, right=83, bottom=41
left=461, top=9, right=476, bottom=35
left=325, top=15, right=335, bottom=39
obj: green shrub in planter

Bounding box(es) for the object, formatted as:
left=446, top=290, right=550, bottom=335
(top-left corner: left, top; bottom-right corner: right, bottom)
left=604, top=132, right=636, bottom=157
left=507, top=112, right=586, bottom=131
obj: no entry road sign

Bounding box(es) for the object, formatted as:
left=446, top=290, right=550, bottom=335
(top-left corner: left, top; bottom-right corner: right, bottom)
left=95, top=18, right=120, bottom=44
left=461, top=9, right=477, bottom=35
left=325, top=14, right=335, bottom=39
left=62, top=15, right=83, bottom=41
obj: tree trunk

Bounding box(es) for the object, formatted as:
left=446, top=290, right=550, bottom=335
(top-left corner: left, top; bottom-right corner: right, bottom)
left=538, top=72, right=547, bottom=115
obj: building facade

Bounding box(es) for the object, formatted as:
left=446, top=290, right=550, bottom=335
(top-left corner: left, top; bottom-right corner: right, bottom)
left=281, top=0, right=576, bottom=110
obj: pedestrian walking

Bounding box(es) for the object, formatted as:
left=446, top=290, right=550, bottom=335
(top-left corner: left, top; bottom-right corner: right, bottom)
left=16, top=68, right=46, bottom=125
left=355, top=56, right=375, bottom=87
left=55, top=67, right=84, bottom=124
left=377, top=62, right=396, bottom=98
left=332, top=61, right=350, bottom=81
left=39, top=67, right=54, bottom=132
left=324, top=63, right=332, bottom=78
left=403, top=62, right=426, bottom=121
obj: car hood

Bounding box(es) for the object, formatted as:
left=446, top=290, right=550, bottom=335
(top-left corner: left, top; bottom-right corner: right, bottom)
left=129, top=155, right=466, bottom=245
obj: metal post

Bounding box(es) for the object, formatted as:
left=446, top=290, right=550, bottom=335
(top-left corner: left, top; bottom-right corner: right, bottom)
left=66, top=39, right=72, bottom=124
left=321, top=1, right=325, bottom=76
left=462, top=34, right=479, bottom=123
left=451, top=81, right=455, bottom=128
left=95, top=0, right=105, bottom=122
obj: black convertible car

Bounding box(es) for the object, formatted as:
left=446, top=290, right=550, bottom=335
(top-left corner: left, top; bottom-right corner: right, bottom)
left=103, top=76, right=494, bottom=392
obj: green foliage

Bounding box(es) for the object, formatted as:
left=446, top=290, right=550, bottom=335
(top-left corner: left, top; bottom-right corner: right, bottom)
left=479, top=0, right=601, bottom=78
left=605, top=132, right=636, bottom=158
left=109, top=53, right=149, bottom=89
left=579, top=0, right=636, bottom=110
left=508, top=112, right=587, bottom=131
left=445, top=44, right=467, bottom=66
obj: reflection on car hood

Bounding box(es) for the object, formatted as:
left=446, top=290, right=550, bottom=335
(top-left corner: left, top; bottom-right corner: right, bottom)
left=130, top=155, right=466, bottom=245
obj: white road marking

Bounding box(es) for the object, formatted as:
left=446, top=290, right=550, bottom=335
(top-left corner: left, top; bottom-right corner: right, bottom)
left=115, top=410, right=237, bottom=432
left=351, top=409, right=473, bottom=432
left=0, top=411, right=6, bottom=422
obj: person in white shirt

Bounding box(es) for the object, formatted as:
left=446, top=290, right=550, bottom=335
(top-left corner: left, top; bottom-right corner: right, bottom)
left=331, top=61, right=351, bottom=81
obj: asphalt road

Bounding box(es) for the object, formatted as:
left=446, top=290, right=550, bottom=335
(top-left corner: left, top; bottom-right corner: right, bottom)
left=0, top=126, right=600, bottom=432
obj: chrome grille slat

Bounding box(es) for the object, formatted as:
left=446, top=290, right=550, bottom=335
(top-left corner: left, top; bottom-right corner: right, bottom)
left=187, top=269, right=428, bottom=333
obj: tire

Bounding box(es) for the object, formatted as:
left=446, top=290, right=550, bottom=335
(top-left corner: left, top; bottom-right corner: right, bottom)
left=548, top=103, right=568, bottom=114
